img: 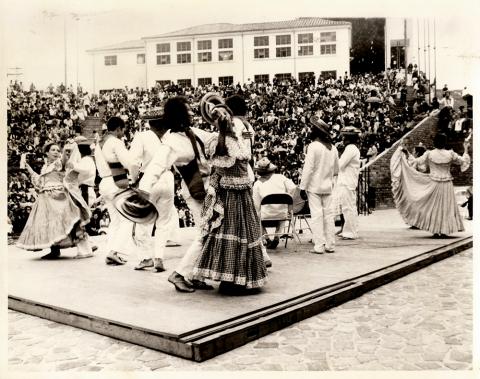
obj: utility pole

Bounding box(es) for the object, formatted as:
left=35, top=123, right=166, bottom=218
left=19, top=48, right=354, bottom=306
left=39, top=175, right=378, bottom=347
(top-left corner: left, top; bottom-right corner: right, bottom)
left=433, top=18, right=437, bottom=98
left=404, top=19, right=407, bottom=84
left=64, top=15, right=67, bottom=88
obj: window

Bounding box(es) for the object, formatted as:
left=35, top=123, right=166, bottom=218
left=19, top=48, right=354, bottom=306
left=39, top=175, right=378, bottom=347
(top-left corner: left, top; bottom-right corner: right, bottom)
left=218, top=76, right=233, bottom=85
left=320, top=32, right=336, bottom=42
left=156, top=43, right=170, bottom=53
left=197, top=40, right=212, bottom=50
left=299, top=72, right=314, bottom=82
left=157, top=55, right=170, bottom=65
left=156, top=80, right=171, bottom=87
left=198, top=77, right=212, bottom=86
left=177, top=42, right=191, bottom=51
left=218, top=38, right=233, bottom=49
left=137, top=54, right=145, bottom=64
left=321, top=70, right=337, bottom=80
left=218, top=51, right=233, bottom=61
left=254, top=36, right=269, bottom=46
left=298, top=33, right=313, bottom=44
left=298, top=45, right=313, bottom=56
left=275, top=73, right=292, bottom=82
left=320, top=44, right=336, bottom=55
left=276, top=47, right=291, bottom=58
left=177, top=53, right=191, bottom=64
left=104, top=55, right=117, bottom=66
left=177, top=79, right=192, bottom=87
left=254, top=74, right=269, bottom=83
left=254, top=48, right=269, bottom=59
left=276, top=35, right=291, bottom=45
left=198, top=52, right=212, bottom=62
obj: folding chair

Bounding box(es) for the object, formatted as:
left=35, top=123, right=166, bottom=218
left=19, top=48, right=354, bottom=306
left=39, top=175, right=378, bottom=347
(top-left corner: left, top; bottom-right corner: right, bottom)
left=260, top=193, right=299, bottom=248
left=292, top=199, right=312, bottom=242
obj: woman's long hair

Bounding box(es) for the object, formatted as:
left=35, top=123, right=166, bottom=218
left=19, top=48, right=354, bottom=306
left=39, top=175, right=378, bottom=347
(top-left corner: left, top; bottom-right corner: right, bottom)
left=214, top=116, right=234, bottom=157
left=163, top=96, right=191, bottom=132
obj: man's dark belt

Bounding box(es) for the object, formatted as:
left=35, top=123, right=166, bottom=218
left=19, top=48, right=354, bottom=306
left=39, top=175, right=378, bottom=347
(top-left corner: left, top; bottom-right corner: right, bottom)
left=79, top=184, right=93, bottom=203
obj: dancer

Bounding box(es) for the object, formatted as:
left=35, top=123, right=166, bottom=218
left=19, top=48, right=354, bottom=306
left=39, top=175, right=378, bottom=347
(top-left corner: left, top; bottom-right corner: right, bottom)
left=17, top=141, right=92, bottom=259
left=299, top=115, right=339, bottom=254
left=130, top=108, right=178, bottom=272
left=336, top=127, right=361, bottom=240
left=145, top=97, right=217, bottom=292
left=391, top=133, right=470, bottom=237
left=95, top=116, right=136, bottom=265
left=193, top=113, right=267, bottom=293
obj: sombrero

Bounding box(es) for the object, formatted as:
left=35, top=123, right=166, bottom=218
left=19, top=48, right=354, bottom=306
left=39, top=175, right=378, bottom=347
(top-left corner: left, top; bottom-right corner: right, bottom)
left=255, top=157, right=277, bottom=176
left=112, top=187, right=158, bottom=224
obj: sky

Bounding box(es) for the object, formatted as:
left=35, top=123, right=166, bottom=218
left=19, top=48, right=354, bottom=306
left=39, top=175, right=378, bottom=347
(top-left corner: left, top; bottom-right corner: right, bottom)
left=2, top=0, right=480, bottom=92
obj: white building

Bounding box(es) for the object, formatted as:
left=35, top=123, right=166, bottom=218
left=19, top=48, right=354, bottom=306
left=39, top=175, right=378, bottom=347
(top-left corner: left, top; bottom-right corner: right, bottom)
left=87, top=17, right=352, bottom=92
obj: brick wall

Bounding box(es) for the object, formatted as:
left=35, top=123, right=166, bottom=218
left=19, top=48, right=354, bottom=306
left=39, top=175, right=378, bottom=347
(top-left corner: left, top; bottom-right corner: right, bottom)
left=362, top=114, right=473, bottom=209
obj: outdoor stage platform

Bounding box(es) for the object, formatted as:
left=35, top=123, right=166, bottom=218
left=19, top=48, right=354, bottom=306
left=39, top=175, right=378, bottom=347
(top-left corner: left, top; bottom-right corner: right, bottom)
left=8, top=209, right=472, bottom=362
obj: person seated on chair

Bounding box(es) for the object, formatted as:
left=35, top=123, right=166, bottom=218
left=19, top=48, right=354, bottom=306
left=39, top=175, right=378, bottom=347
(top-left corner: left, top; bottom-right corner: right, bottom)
left=252, top=157, right=297, bottom=249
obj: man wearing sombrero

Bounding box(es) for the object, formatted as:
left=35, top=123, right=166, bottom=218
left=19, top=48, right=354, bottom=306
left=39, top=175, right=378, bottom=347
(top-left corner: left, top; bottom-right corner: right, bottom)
left=129, top=108, right=178, bottom=272
left=336, top=126, right=361, bottom=240
left=299, top=115, right=339, bottom=254
left=253, top=157, right=297, bottom=250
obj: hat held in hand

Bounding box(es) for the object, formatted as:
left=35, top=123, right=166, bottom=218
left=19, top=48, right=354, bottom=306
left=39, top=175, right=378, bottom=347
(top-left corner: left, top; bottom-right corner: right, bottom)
left=113, top=188, right=158, bottom=224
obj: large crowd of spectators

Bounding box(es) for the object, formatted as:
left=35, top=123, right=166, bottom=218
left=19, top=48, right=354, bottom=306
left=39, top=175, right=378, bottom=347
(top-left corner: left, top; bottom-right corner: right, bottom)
left=8, top=68, right=460, bottom=235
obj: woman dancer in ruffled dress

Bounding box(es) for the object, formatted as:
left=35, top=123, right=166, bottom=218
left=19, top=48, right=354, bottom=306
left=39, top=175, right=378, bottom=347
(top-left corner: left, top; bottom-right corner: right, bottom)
left=193, top=115, right=267, bottom=294
left=391, top=133, right=470, bottom=237
left=17, top=141, right=92, bottom=259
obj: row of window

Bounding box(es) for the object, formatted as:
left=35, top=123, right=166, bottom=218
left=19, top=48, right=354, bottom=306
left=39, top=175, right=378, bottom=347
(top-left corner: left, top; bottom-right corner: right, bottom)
left=104, top=32, right=337, bottom=66
left=154, top=32, right=336, bottom=53
left=155, top=70, right=337, bottom=87
left=105, top=43, right=336, bottom=66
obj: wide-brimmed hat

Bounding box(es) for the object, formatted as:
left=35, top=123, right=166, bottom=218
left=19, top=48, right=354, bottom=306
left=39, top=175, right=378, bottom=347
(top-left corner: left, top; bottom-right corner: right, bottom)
left=74, top=135, right=93, bottom=145
left=112, top=188, right=158, bottom=224
left=142, top=107, right=164, bottom=124
left=255, top=157, right=277, bottom=175
left=309, top=115, right=330, bottom=136
left=340, top=126, right=361, bottom=136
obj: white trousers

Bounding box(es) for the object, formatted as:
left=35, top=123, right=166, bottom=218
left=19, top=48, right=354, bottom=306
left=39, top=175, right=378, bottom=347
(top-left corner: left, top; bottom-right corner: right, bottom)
left=99, top=177, right=135, bottom=255
left=175, top=195, right=203, bottom=280
left=307, top=191, right=335, bottom=252
left=338, top=186, right=358, bottom=239
left=135, top=171, right=176, bottom=261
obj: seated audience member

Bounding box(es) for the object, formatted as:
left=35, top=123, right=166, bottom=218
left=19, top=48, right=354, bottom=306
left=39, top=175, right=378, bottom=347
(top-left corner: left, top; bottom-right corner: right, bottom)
left=253, top=157, right=297, bottom=249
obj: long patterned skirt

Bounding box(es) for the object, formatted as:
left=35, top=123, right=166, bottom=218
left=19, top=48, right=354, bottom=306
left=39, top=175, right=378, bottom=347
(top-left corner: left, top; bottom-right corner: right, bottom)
left=17, top=187, right=91, bottom=251
left=193, top=174, right=267, bottom=289
left=390, top=148, right=464, bottom=235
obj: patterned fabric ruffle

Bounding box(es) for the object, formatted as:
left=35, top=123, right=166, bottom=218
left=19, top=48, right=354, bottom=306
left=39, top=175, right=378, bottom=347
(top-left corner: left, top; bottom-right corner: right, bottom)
left=209, top=136, right=251, bottom=168
left=390, top=147, right=464, bottom=235
left=195, top=170, right=267, bottom=289
left=16, top=168, right=91, bottom=251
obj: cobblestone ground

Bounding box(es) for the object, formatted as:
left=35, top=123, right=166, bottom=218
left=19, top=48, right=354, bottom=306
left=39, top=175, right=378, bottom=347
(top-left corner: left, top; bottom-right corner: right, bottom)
left=8, top=248, right=473, bottom=372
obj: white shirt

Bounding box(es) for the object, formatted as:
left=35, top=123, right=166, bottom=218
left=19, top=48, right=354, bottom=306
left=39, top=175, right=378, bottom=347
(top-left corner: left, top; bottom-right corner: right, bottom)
left=95, top=136, right=134, bottom=178
left=72, top=156, right=96, bottom=186
left=141, top=127, right=217, bottom=198
left=129, top=130, right=164, bottom=180
left=299, top=141, right=339, bottom=194
left=253, top=173, right=297, bottom=219
left=337, top=144, right=361, bottom=190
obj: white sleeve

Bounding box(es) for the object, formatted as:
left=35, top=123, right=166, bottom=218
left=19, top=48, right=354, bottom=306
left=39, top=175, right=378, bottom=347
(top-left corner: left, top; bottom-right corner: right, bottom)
left=299, top=144, right=315, bottom=190
left=139, top=145, right=177, bottom=194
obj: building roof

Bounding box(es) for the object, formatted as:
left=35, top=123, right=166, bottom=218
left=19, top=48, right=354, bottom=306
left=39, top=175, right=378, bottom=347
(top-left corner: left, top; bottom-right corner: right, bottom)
left=86, top=39, right=144, bottom=53
left=143, top=17, right=351, bottom=39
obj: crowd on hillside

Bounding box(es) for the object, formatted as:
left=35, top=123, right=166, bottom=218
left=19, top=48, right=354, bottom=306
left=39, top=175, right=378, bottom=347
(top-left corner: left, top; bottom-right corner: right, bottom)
left=8, top=68, right=466, bottom=234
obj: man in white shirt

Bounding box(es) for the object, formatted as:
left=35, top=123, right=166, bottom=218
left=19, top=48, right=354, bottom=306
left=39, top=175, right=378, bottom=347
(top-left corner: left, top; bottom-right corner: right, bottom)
left=140, top=97, right=217, bottom=293
left=336, top=127, right=361, bottom=240
left=299, top=116, right=339, bottom=254
left=253, top=157, right=297, bottom=249
left=95, top=116, right=136, bottom=265
left=129, top=109, right=179, bottom=272
left=439, top=92, right=454, bottom=109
